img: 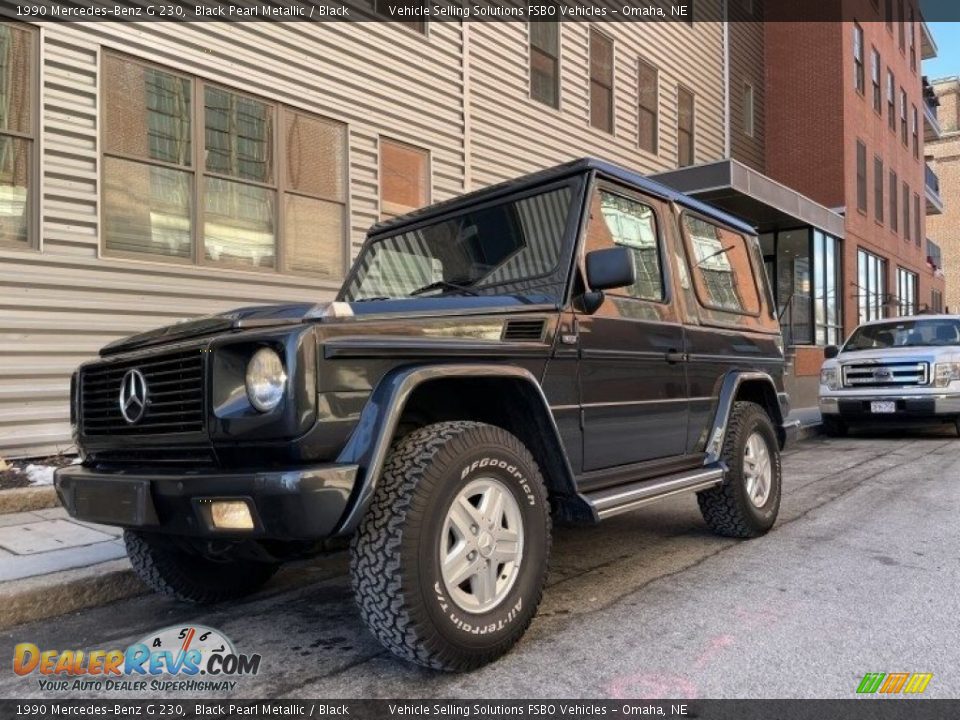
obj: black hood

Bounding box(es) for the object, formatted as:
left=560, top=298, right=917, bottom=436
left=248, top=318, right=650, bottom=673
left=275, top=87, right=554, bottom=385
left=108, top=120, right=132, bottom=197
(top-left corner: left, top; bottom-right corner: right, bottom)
left=99, top=294, right=555, bottom=357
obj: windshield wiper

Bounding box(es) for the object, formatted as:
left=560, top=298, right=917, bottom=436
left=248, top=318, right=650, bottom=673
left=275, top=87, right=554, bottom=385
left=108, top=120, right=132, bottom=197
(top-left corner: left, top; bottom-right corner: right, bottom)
left=409, top=279, right=479, bottom=297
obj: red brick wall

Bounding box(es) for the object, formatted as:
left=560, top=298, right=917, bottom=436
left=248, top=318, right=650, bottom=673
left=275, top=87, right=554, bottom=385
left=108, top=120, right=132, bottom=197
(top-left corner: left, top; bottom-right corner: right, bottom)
left=765, top=0, right=943, bottom=341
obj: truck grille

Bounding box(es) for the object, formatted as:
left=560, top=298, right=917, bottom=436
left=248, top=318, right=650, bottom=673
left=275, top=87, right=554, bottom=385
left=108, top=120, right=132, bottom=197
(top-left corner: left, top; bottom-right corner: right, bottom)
left=81, top=348, right=205, bottom=436
left=842, top=361, right=929, bottom=388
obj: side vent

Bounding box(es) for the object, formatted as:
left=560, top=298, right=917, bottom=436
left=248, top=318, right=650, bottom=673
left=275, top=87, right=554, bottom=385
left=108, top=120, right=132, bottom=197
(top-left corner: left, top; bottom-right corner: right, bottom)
left=503, top=319, right=546, bottom=342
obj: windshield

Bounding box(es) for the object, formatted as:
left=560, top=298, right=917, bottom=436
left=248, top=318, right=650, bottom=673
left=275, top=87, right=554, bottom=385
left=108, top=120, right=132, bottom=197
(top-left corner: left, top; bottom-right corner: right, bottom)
left=340, top=185, right=575, bottom=302
left=844, top=318, right=960, bottom=351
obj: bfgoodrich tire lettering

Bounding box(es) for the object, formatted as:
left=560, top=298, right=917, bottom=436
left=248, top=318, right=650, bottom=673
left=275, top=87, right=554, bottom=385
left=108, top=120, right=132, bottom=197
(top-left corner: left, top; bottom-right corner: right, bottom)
left=350, top=421, right=551, bottom=671
left=697, top=401, right=782, bottom=538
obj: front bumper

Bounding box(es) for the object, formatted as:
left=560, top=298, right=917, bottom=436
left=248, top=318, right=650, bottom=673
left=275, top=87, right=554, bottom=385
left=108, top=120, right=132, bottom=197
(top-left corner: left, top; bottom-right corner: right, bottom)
left=54, top=464, right=358, bottom=541
left=819, top=393, right=960, bottom=420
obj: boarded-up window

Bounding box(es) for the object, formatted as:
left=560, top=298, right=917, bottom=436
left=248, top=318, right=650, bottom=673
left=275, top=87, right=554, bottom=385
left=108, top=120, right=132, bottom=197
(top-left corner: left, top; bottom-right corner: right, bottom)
left=0, top=23, right=34, bottom=247
left=589, top=29, right=614, bottom=133
left=677, top=87, right=695, bottom=167
left=103, top=53, right=346, bottom=278
left=530, top=22, right=559, bottom=108
left=380, top=138, right=430, bottom=220
left=856, top=140, right=867, bottom=213
left=874, top=156, right=884, bottom=223
left=637, top=59, right=658, bottom=153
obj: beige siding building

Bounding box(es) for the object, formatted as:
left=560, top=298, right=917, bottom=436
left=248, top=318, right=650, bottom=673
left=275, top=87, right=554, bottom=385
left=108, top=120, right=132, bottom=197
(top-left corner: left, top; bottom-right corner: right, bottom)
left=0, top=18, right=728, bottom=457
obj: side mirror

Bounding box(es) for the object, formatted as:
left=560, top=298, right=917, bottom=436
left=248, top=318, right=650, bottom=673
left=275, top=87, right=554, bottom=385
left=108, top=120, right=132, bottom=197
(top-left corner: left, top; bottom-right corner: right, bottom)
left=824, top=345, right=840, bottom=359
left=585, top=247, right=636, bottom=291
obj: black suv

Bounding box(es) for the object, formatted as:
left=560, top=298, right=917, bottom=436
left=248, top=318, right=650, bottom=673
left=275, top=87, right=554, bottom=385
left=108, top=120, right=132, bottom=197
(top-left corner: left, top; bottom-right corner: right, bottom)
left=56, top=158, right=791, bottom=671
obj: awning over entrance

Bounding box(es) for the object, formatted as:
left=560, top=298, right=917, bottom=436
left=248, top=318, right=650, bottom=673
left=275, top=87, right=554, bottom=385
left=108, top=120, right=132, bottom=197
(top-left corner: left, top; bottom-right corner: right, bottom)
left=651, top=160, right=845, bottom=238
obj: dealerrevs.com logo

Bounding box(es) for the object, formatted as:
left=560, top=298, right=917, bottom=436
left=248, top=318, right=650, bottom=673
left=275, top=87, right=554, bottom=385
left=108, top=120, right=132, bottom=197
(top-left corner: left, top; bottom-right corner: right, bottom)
left=13, top=625, right=261, bottom=693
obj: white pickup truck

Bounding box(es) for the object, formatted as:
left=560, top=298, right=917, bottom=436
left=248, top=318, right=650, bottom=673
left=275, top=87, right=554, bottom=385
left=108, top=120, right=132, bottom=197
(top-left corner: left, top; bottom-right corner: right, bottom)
left=819, top=315, right=960, bottom=436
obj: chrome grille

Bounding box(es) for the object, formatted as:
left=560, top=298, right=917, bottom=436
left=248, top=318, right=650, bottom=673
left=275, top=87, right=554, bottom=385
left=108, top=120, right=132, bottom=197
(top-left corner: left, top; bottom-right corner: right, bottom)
left=80, top=349, right=205, bottom=436
left=842, top=361, right=929, bottom=388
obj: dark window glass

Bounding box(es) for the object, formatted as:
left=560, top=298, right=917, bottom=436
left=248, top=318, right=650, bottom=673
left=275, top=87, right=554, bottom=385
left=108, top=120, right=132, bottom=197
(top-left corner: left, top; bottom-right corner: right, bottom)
left=898, top=0, right=905, bottom=48
left=589, top=29, right=614, bottom=132
left=530, top=22, right=559, bottom=108
left=874, top=156, right=884, bottom=223
left=912, top=104, right=919, bottom=158
left=856, top=141, right=867, bottom=212
left=896, top=267, right=917, bottom=316
left=871, top=48, right=882, bottom=112
left=887, top=70, right=896, bottom=131
left=637, top=59, right=659, bottom=153
left=903, top=181, right=910, bottom=242
left=890, top=170, right=898, bottom=233
left=900, top=88, right=908, bottom=144
left=853, top=23, right=865, bottom=94
left=914, top=193, right=921, bottom=246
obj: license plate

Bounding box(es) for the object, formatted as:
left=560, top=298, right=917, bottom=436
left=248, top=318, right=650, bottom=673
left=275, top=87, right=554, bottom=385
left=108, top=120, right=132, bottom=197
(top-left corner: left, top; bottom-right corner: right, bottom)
left=74, top=479, right=151, bottom=525
left=870, top=401, right=897, bottom=414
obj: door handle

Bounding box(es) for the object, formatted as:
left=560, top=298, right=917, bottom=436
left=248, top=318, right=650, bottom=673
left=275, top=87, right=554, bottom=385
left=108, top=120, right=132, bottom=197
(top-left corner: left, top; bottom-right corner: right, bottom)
left=665, top=350, right=687, bottom=364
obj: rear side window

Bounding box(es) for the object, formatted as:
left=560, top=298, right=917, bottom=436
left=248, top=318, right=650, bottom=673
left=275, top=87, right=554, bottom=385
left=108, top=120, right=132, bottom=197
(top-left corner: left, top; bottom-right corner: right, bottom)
left=595, top=191, right=663, bottom=302
left=682, top=215, right=760, bottom=315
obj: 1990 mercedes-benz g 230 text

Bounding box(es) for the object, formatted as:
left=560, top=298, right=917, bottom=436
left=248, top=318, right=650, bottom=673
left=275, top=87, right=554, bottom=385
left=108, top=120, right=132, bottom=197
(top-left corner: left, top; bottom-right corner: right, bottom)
left=56, top=158, right=792, bottom=671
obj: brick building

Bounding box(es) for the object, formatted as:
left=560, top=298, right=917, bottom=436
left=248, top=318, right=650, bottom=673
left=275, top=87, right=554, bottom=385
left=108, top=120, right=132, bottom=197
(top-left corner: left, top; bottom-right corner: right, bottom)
left=656, top=2, right=944, bottom=405
left=926, top=77, right=959, bottom=311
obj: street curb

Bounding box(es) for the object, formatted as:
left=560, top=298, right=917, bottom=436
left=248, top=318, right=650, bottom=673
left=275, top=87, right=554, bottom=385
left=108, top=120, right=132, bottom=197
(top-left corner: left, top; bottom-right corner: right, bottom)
left=0, top=560, right=145, bottom=631
left=0, top=486, right=59, bottom=515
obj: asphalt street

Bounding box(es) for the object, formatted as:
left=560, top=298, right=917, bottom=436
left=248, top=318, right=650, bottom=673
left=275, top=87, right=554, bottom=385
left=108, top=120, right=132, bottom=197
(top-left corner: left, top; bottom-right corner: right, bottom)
left=3, top=429, right=959, bottom=699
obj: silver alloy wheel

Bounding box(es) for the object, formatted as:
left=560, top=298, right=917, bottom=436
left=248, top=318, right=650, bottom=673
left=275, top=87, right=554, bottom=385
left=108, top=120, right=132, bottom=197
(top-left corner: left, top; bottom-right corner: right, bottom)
left=439, top=476, right=524, bottom=614
left=743, top=431, right=773, bottom=508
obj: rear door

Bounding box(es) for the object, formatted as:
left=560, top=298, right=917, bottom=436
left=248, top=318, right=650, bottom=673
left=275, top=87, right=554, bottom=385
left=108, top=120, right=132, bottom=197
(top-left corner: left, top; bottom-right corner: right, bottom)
left=576, top=182, right=689, bottom=472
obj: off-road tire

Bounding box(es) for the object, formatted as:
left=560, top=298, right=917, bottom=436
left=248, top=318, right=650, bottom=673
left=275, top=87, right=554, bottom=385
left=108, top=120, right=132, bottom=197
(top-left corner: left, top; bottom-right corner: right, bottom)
left=124, top=530, right=279, bottom=604
left=822, top=415, right=848, bottom=437
left=351, top=421, right=551, bottom=672
left=697, top=401, right=781, bottom=539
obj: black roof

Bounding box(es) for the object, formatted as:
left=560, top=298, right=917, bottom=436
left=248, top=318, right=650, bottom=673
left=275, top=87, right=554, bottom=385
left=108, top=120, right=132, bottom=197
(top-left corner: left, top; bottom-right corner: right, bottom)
left=369, top=157, right=757, bottom=237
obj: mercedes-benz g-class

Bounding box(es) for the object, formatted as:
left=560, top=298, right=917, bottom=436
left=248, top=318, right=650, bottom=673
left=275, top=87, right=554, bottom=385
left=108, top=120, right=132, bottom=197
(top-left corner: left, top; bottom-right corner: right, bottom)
left=55, top=158, right=791, bottom=671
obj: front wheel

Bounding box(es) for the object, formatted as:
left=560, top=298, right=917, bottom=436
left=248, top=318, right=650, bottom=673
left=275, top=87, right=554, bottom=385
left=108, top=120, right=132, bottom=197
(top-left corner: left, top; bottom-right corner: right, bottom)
left=351, top=421, right=551, bottom=671
left=697, top=401, right=782, bottom=538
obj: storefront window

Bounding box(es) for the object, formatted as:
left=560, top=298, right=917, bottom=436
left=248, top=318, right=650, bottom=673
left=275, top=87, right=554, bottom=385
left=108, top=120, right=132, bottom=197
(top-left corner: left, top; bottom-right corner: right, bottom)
left=896, top=267, right=917, bottom=316
left=760, top=228, right=841, bottom=346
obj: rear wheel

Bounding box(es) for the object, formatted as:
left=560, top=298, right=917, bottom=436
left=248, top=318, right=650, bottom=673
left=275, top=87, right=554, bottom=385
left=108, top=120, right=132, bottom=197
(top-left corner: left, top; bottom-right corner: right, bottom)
left=351, top=421, right=551, bottom=671
left=124, top=531, right=279, bottom=604
left=698, top=401, right=781, bottom=538
left=822, top=415, right=848, bottom=437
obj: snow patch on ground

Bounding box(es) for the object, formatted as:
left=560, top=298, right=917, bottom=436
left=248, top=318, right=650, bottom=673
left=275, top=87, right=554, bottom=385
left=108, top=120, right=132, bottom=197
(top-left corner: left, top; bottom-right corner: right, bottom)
left=23, top=465, right=56, bottom=485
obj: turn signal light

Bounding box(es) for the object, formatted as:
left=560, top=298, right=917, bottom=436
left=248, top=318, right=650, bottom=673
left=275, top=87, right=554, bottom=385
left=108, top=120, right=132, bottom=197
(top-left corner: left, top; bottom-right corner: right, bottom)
left=210, top=500, right=254, bottom=530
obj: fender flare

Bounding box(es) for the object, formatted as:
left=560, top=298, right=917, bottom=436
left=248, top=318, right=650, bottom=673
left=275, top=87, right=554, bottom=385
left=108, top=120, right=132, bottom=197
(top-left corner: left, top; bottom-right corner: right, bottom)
left=332, top=363, right=580, bottom=535
left=705, top=370, right=787, bottom=465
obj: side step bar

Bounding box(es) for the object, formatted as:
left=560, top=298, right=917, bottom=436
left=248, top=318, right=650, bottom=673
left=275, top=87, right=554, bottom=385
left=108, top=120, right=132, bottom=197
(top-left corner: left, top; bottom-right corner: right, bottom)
left=584, top=465, right=725, bottom=520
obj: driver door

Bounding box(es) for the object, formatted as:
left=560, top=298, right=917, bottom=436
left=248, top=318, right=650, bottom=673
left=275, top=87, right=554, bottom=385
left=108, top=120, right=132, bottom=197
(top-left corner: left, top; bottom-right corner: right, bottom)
left=577, top=183, right=689, bottom=472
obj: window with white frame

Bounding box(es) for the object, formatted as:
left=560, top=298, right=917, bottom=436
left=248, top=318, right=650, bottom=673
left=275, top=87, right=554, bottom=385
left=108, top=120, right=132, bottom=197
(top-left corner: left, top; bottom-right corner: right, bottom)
left=858, top=248, right=887, bottom=323
left=896, top=267, right=917, bottom=315
left=102, top=54, right=347, bottom=279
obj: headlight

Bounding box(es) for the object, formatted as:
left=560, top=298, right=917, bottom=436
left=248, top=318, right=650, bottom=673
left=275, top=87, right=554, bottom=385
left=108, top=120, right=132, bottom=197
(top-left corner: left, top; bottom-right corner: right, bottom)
left=245, top=348, right=287, bottom=412
left=934, top=362, right=960, bottom=388
left=820, top=367, right=840, bottom=391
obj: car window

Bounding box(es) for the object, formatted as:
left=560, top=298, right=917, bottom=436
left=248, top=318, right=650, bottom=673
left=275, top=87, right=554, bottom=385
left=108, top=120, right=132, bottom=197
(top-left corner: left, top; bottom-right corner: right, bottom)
left=683, top=215, right=761, bottom=315
left=844, top=319, right=960, bottom=350
left=585, top=189, right=664, bottom=302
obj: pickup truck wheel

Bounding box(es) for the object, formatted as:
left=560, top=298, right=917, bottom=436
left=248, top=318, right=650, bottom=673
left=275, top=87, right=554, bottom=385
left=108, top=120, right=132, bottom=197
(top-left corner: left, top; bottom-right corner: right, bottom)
left=350, top=421, right=551, bottom=671
left=123, top=531, right=279, bottom=604
left=697, top=401, right=781, bottom=539
left=822, top=416, right=848, bottom=437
